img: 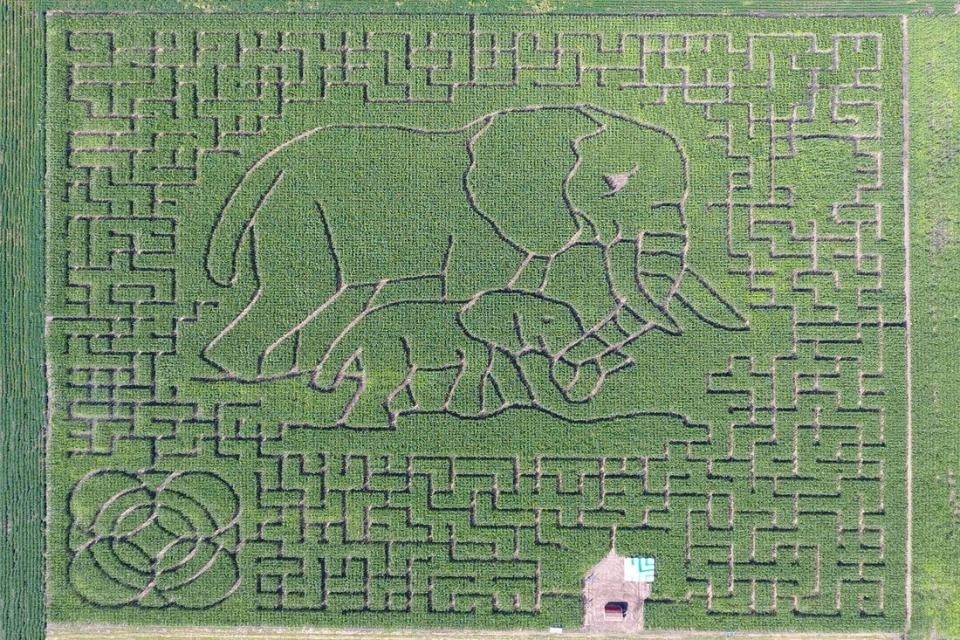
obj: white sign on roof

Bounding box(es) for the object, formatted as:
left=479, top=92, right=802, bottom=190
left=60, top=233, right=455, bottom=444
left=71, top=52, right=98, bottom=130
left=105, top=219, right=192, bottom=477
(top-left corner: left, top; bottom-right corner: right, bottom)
left=624, top=557, right=655, bottom=583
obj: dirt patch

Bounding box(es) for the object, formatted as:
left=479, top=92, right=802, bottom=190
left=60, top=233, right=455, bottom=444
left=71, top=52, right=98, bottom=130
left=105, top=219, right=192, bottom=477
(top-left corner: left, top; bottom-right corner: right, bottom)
left=582, top=551, right=652, bottom=632
left=930, top=218, right=952, bottom=256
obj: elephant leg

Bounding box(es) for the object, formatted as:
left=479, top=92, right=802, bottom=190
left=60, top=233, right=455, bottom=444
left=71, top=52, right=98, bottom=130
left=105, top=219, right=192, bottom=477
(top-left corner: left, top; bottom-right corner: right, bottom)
left=484, top=349, right=533, bottom=411
left=335, top=338, right=412, bottom=429
left=443, top=227, right=525, bottom=301
left=446, top=342, right=494, bottom=417
left=204, top=194, right=342, bottom=380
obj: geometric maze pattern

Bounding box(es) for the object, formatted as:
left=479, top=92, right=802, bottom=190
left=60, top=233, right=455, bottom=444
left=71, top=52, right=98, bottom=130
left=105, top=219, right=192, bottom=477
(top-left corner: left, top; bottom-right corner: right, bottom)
left=46, top=12, right=908, bottom=631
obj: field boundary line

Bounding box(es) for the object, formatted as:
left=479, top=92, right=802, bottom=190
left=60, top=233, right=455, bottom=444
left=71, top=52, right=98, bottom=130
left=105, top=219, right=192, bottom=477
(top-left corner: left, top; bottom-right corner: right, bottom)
left=900, top=13, right=914, bottom=637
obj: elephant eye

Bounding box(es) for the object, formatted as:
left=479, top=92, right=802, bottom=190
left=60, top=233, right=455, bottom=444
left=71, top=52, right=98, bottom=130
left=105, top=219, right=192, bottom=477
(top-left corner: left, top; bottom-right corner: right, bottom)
left=601, top=164, right=639, bottom=198
left=541, top=316, right=554, bottom=325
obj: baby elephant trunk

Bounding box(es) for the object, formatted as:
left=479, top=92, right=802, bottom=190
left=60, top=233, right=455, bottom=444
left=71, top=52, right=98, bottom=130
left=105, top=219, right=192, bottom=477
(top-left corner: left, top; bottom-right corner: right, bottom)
left=548, top=319, right=633, bottom=403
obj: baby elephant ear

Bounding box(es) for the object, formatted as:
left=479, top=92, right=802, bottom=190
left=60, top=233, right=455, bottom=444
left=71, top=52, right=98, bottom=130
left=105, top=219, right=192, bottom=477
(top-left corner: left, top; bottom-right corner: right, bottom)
left=458, top=293, right=526, bottom=354
left=468, top=108, right=603, bottom=255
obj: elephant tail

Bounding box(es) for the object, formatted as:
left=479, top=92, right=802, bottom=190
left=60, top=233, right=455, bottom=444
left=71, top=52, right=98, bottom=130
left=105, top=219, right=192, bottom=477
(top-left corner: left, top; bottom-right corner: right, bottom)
left=205, top=165, right=286, bottom=287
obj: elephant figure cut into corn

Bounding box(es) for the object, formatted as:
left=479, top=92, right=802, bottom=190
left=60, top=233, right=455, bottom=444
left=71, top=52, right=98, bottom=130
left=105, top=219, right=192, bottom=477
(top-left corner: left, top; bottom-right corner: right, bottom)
left=203, top=104, right=747, bottom=425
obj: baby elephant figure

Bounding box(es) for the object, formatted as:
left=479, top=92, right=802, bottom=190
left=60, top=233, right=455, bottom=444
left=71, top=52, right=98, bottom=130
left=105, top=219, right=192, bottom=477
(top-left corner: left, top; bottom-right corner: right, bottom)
left=306, top=292, right=628, bottom=429
left=457, top=291, right=632, bottom=407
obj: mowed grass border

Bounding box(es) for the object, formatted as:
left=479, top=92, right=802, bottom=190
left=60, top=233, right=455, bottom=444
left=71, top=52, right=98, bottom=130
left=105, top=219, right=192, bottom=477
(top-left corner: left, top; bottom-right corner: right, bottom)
left=45, top=625, right=903, bottom=640
left=905, top=16, right=960, bottom=640
left=3, top=2, right=959, bottom=640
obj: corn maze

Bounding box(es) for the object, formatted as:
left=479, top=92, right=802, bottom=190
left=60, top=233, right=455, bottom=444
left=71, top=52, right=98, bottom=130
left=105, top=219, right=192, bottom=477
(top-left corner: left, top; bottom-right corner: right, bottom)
left=45, top=11, right=910, bottom=633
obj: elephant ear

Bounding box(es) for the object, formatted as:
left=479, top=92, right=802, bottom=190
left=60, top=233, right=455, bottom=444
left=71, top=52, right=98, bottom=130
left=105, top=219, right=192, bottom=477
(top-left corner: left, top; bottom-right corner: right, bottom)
left=458, top=292, right=527, bottom=354
left=468, top=108, right=601, bottom=255
left=460, top=291, right=588, bottom=356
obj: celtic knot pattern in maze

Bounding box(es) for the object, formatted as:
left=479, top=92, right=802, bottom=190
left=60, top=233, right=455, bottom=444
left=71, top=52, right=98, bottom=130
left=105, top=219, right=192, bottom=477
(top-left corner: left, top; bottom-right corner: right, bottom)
left=67, top=470, right=241, bottom=608
left=46, top=13, right=909, bottom=631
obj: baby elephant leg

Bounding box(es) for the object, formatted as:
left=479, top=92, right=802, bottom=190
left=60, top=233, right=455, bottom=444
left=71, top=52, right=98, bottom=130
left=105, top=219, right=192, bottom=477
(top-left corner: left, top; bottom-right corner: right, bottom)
left=445, top=341, right=494, bottom=417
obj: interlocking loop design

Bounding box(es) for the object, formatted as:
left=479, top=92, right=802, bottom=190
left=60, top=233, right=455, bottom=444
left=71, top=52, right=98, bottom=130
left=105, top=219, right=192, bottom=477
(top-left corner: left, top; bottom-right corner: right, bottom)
left=67, top=470, right=241, bottom=609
